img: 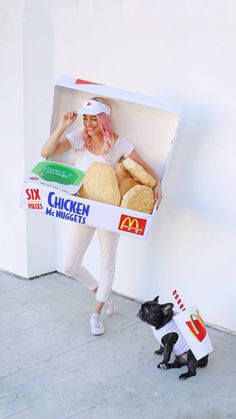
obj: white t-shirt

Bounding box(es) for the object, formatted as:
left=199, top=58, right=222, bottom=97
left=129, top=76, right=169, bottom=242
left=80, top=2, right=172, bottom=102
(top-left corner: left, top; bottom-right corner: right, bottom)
left=152, top=319, right=190, bottom=356
left=66, top=131, right=134, bottom=172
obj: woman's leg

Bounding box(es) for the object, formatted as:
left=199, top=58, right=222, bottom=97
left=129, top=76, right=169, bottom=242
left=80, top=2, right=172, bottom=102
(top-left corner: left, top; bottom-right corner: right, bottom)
left=64, top=223, right=98, bottom=291
left=94, top=229, right=120, bottom=314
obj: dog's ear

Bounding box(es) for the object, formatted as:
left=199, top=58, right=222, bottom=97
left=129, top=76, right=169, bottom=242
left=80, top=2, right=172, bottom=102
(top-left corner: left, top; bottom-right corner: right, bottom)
left=161, top=303, right=174, bottom=315
left=153, top=296, right=159, bottom=303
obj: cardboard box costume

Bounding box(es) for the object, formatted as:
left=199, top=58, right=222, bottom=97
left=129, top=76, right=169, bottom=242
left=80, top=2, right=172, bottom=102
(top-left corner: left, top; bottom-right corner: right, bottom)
left=20, top=76, right=181, bottom=239
left=173, top=306, right=213, bottom=360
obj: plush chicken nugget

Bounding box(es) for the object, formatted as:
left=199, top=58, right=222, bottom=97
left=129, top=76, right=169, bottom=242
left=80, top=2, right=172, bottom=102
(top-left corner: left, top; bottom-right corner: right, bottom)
left=123, top=157, right=157, bottom=188
left=119, top=178, right=139, bottom=197
left=115, top=161, right=133, bottom=186
left=121, top=185, right=155, bottom=214
left=79, top=162, right=121, bottom=206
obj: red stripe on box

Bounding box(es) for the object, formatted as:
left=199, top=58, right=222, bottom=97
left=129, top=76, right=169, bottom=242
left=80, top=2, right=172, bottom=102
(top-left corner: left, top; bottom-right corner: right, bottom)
left=75, top=79, right=102, bottom=85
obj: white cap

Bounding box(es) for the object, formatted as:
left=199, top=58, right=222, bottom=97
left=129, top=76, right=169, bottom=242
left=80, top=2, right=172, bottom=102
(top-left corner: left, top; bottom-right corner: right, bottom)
left=78, top=99, right=111, bottom=116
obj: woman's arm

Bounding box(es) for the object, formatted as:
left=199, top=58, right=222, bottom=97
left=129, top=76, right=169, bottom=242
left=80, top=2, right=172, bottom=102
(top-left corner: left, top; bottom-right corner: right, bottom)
left=41, top=112, right=77, bottom=158
left=128, top=149, right=163, bottom=205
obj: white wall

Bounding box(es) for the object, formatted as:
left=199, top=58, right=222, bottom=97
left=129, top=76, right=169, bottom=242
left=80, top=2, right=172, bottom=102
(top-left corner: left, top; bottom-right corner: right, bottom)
left=1, top=0, right=236, bottom=331
left=0, top=1, right=28, bottom=277
left=0, top=0, right=55, bottom=277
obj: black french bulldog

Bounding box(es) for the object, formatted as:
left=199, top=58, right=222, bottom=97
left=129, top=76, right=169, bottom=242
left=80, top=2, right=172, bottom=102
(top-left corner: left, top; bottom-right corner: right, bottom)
left=137, top=296, right=209, bottom=380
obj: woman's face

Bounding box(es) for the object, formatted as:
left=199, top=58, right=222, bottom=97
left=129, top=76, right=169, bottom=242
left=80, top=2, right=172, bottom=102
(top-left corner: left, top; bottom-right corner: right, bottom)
left=83, top=114, right=101, bottom=136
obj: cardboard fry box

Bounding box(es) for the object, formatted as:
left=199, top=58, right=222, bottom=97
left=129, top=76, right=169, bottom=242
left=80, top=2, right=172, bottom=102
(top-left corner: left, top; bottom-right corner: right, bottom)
left=20, top=76, right=181, bottom=239
left=173, top=306, right=214, bottom=360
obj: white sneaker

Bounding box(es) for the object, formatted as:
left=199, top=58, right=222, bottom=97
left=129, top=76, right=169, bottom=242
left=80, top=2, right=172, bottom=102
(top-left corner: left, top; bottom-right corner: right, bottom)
left=105, top=297, right=114, bottom=316
left=90, top=313, right=105, bottom=335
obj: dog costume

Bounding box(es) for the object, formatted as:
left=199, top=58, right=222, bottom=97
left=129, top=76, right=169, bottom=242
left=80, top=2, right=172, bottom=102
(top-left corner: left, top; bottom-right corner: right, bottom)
left=152, top=319, right=190, bottom=356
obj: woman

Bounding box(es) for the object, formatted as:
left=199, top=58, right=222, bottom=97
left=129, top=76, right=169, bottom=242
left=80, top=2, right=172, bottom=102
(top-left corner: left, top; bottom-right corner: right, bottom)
left=41, top=97, right=162, bottom=335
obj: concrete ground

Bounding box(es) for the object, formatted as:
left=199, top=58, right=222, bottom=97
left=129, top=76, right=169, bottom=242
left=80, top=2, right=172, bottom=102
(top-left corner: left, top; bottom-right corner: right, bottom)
left=0, top=271, right=235, bottom=419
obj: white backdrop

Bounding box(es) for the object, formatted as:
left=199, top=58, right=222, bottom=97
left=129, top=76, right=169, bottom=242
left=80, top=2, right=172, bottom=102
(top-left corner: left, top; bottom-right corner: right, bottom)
left=1, top=0, right=236, bottom=332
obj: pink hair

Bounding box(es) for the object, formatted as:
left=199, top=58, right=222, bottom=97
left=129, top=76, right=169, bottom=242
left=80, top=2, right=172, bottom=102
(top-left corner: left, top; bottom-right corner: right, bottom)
left=81, top=112, right=114, bottom=156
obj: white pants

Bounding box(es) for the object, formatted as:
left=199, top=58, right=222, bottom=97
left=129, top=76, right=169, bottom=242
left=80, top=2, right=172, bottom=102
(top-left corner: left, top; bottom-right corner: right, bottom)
left=64, top=224, right=119, bottom=303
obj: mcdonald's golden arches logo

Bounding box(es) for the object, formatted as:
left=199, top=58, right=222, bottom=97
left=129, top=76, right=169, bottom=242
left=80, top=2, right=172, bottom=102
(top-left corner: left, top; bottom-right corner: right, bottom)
left=186, top=310, right=207, bottom=343
left=118, top=214, right=147, bottom=235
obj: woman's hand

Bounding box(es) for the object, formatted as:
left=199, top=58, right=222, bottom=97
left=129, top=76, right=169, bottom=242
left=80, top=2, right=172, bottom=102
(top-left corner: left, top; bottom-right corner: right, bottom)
left=154, top=182, right=163, bottom=208
left=41, top=112, right=76, bottom=158
left=58, top=111, right=78, bottom=129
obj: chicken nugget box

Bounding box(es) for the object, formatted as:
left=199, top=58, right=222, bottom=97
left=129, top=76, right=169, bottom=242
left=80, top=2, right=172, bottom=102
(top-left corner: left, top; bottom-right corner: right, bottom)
left=20, top=76, right=181, bottom=239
